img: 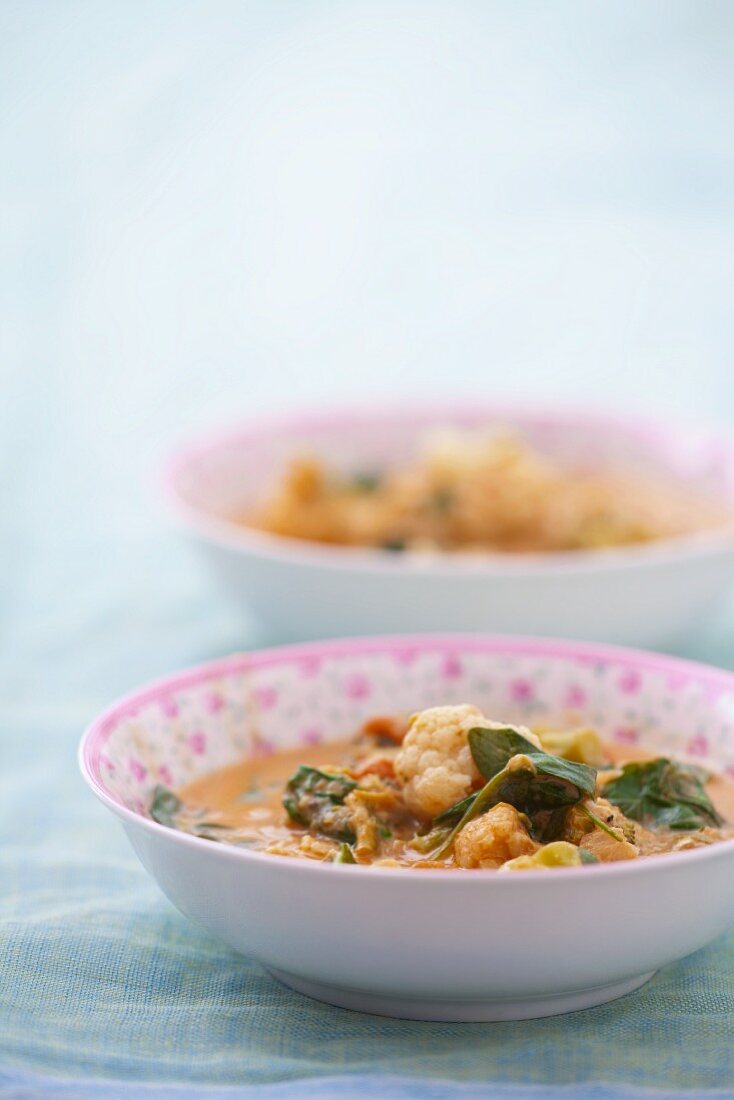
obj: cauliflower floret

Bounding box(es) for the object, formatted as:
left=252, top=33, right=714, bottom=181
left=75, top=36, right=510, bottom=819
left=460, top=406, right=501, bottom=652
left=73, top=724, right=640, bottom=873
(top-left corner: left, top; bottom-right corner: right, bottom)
left=454, top=803, right=538, bottom=869
left=395, top=704, right=540, bottom=820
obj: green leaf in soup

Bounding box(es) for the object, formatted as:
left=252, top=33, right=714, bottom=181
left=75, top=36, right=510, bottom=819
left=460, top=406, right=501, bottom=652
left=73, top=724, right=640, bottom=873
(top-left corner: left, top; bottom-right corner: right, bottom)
left=334, top=842, right=357, bottom=863
left=351, top=471, right=381, bottom=493
left=429, top=487, right=455, bottom=513
left=468, top=726, right=597, bottom=802
left=150, top=785, right=182, bottom=828
left=603, top=758, right=723, bottom=831
left=432, top=741, right=546, bottom=827
left=429, top=741, right=597, bottom=859
left=429, top=724, right=600, bottom=855
left=433, top=791, right=479, bottom=826
left=467, top=726, right=544, bottom=781
left=283, top=766, right=359, bottom=843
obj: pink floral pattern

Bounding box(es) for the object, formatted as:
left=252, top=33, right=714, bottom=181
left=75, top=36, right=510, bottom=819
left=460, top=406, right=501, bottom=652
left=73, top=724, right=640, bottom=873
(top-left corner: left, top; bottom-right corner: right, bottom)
left=441, top=655, right=463, bottom=680
left=509, top=679, right=534, bottom=703
left=343, top=674, right=371, bottom=700
left=686, top=733, right=709, bottom=757
left=564, top=685, right=587, bottom=709
left=188, top=731, right=207, bottom=755
left=82, top=640, right=734, bottom=818
left=129, top=758, right=146, bottom=782
left=253, top=686, right=278, bottom=711
left=614, top=726, right=640, bottom=745
left=618, top=670, right=641, bottom=695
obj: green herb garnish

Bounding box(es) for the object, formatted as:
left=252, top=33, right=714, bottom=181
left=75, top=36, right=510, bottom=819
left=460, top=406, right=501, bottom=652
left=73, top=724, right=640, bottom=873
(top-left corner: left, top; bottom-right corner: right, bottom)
left=150, top=786, right=230, bottom=841
left=468, top=726, right=542, bottom=780
left=283, top=766, right=358, bottom=842
left=351, top=472, right=382, bottom=493
left=150, top=785, right=182, bottom=827
left=603, top=758, right=723, bottom=831
left=429, top=488, right=454, bottom=513
left=427, top=727, right=597, bottom=859
left=334, top=842, right=357, bottom=863
left=580, top=804, right=626, bottom=843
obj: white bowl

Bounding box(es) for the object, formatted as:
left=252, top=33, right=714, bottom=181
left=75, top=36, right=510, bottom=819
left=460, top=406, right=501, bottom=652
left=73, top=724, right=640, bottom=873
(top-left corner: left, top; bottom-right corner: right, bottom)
left=163, top=404, right=734, bottom=647
left=79, top=635, right=734, bottom=1021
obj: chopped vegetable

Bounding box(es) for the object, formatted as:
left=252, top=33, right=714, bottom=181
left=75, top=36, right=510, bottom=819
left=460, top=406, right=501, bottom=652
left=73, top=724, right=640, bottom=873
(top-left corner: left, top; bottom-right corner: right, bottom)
left=150, top=786, right=230, bottom=841
left=602, top=758, right=723, bottom=831
left=283, top=766, right=359, bottom=842
left=467, top=725, right=540, bottom=781
left=501, top=841, right=588, bottom=871
left=351, top=472, right=381, bottom=493
left=429, top=744, right=596, bottom=859
left=334, top=842, right=357, bottom=863
left=429, top=487, right=454, bottom=513
left=537, top=728, right=605, bottom=766
left=580, top=803, right=627, bottom=842
left=150, top=785, right=181, bottom=827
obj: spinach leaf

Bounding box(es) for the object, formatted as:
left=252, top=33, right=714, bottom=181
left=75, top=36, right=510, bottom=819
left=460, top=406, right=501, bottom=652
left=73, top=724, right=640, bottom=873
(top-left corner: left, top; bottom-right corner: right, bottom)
left=468, top=726, right=545, bottom=780
left=433, top=791, right=478, bottom=826
left=603, top=758, right=723, bottom=831
left=429, top=740, right=597, bottom=859
left=429, top=487, right=454, bottom=513
left=468, top=725, right=596, bottom=806
left=150, top=786, right=234, bottom=841
left=150, top=785, right=182, bottom=827
left=191, top=823, right=230, bottom=841
left=351, top=472, right=381, bottom=493
left=283, top=766, right=358, bottom=843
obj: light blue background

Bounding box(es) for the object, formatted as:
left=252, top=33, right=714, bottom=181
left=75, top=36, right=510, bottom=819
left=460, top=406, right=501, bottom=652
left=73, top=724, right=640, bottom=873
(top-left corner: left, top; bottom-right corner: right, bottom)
left=2, top=2, right=734, bottom=1095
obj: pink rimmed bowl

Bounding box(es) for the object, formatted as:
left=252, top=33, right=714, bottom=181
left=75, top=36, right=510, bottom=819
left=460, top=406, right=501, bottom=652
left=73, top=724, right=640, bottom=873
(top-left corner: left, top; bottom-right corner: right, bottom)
left=80, top=635, right=734, bottom=1021
left=163, top=404, right=734, bottom=646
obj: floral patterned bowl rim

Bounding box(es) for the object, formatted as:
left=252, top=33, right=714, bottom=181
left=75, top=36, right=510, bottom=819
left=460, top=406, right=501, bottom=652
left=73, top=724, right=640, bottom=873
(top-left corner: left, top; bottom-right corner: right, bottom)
left=79, top=633, right=734, bottom=881
left=162, top=401, right=734, bottom=574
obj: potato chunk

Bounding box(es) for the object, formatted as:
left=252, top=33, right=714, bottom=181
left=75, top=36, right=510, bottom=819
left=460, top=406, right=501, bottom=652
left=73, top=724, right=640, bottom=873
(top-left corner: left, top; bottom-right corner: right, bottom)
left=580, top=830, right=639, bottom=862
left=454, top=803, right=538, bottom=869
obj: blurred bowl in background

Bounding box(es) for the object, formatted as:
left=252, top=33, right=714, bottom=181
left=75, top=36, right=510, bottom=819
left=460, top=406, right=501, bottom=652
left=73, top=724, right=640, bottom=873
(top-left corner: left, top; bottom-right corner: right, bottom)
left=163, top=403, right=734, bottom=646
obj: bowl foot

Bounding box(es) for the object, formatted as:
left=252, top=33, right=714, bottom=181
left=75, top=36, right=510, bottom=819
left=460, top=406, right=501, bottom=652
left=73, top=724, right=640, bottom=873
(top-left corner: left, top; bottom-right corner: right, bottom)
left=267, top=968, right=655, bottom=1021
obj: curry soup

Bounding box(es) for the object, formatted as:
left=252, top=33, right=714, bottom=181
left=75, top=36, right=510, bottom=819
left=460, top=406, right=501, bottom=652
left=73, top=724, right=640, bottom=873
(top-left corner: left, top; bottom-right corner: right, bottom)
left=151, top=706, right=734, bottom=872
left=246, top=430, right=728, bottom=555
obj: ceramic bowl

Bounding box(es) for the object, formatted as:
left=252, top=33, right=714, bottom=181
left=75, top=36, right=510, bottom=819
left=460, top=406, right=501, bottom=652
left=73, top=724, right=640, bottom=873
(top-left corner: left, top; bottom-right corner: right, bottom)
left=80, top=635, right=734, bottom=1022
left=163, top=404, right=734, bottom=647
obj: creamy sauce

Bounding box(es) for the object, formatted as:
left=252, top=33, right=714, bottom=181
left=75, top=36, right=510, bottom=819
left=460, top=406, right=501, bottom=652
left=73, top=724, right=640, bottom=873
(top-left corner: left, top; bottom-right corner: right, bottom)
left=175, top=738, right=734, bottom=861
left=177, top=742, right=350, bottom=850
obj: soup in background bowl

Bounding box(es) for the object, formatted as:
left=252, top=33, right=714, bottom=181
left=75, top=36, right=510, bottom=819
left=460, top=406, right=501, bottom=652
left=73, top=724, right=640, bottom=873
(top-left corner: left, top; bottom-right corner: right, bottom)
left=80, top=635, right=734, bottom=1021
left=163, top=404, right=734, bottom=645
